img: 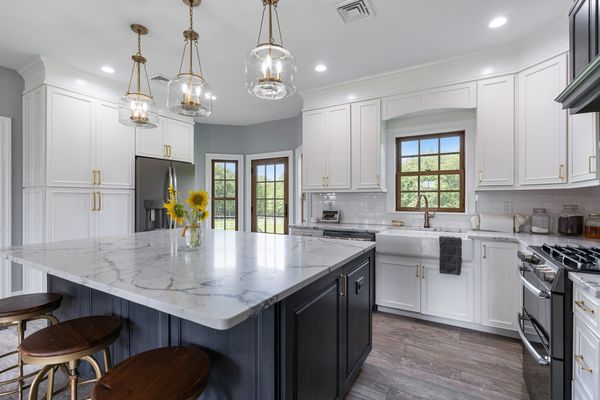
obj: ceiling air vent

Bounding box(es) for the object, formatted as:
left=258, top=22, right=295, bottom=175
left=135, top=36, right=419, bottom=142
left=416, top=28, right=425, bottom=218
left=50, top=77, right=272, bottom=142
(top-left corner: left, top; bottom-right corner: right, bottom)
left=150, top=74, right=170, bottom=85
left=336, top=0, right=374, bottom=24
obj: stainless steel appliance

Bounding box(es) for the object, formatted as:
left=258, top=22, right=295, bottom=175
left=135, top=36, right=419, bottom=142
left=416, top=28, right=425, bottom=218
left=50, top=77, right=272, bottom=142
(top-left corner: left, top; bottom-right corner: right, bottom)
left=518, top=244, right=600, bottom=400
left=322, top=230, right=376, bottom=242
left=135, top=157, right=195, bottom=233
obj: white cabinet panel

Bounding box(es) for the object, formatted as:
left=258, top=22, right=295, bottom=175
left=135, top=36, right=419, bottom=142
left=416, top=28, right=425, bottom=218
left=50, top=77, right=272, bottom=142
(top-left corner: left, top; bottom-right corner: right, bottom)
left=136, top=121, right=167, bottom=159
left=96, top=102, right=135, bottom=188
left=302, top=109, right=327, bottom=190
left=569, top=113, right=599, bottom=183
left=352, top=100, right=383, bottom=190
left=167, top=118, right=194, bottom=163
left=95, top=190, right=134, bottom=238
left=46, top=188, right=94, bottom=242
left=47, top=88, right=94, bottom=187
left=326, top=105, right=352, bottom=189
left=517, top=54, right=568, bottom=186
left=480, top=241, right=519, bottom=330
left=420, top=262, right=474, bottom=323
left=375, top=256, right=420, bottom=312
left=476, top=76, right=515, bottom=187
left=573, top=315, right=600, bottom=400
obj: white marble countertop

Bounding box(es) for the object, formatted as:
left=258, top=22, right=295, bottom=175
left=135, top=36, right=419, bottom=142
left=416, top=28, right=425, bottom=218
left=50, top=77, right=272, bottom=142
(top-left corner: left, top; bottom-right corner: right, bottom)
left=289, top=222, right=390, bottom=233
left=0, top=229, right=374, bottom=330
left=569, top=272, right=600, bottom=298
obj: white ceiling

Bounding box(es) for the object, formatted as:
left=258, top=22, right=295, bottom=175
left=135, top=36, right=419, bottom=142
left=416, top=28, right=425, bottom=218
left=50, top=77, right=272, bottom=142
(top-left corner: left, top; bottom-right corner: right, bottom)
left=0, top=0, right=570, bottom=126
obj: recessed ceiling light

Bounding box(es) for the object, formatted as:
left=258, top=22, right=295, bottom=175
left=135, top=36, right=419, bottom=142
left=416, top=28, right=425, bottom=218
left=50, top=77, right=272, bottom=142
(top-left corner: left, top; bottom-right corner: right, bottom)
left=489, top=16, right=508, bottom=29
left=315, top=64, right=327, bottom=72
left=101, top=66, right=115, bottom=74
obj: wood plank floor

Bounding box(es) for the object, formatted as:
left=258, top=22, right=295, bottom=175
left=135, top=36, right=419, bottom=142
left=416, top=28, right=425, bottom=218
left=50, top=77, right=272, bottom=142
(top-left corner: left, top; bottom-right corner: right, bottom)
left=345, top=312, right=529, bottom=400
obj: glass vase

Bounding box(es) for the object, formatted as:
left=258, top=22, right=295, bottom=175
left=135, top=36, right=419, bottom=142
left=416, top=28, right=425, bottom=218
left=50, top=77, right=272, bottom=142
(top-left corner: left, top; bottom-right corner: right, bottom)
left=184, top=224, right=203, bottom=249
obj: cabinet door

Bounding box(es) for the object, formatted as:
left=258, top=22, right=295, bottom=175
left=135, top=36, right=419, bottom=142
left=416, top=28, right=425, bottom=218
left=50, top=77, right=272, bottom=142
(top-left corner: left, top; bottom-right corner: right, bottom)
left=352, top=100, right=382, bottom=190
left=96, top=102, right=135, bottom=188
left=166, top=119, right=194, bottom=163
left=47, top=88, right=94, bottom=187
left=282, top=270, right=342, bottom=400
left=570, top=0, right=593, bottom=80
left=573, top=315, right=600, bottom=400
left=569, top=113, right=599, bottom=183
left=420, top=262, right=474, bottom=322
left=517, top=55, right=568, bottom=186
left=476, top=76, right=515, bottom=186
left=95, top=190, right=134, bottom=238
left=375, top=256, right=420, bottom=312
left=326, top=105, right=352, bottom=190
left=344, top=257, right=372, bottom=384
left=136, top=118, right=167, bottom=159
left=46, top=188, right=94, bottom=242
left=302, top=110, right=327, bottom=190
left=480, top=241, right=519, bottom=330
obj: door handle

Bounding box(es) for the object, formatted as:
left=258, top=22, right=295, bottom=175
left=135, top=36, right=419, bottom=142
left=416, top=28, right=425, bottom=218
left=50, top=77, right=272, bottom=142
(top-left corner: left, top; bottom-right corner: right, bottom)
left=339, top=274, right=348, bottom=297
left=322, top=177, right=325, bottom=187
left=376, top=174, right=380, bottom=187
left=168, top=145, right=172, bottom=158
left=97, top=170, right=101, bottom=185
left=517, top=313, right=551, bottom=366
left=559, top=164, right=565, bottom=181
left=590, top=156, right=596, bottom=174
left=517, top=266, right=550, bottom=298
left=421, top=265, right=425, bottom=279
left=355, top=276, right=365, bottom=294
left=575, top=355, right=593, bottom=373
left=92, top=170, right=96, bottom=185
left=575, top=300, right=596, bottom=315
left=416, top=264, right=420, bottom=278
left=479, top=170, right=483, bottom=184
left=92, top=192, right=97, bottom=211
left=97, top=192, right=101, bottom=211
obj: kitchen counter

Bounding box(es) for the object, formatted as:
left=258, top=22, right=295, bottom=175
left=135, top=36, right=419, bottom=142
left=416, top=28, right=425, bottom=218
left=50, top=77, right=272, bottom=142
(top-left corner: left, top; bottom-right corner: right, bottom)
left=0, top=228, right=374, bottom=330
left=289, top=222, right=390, bottom=233
left=569, top=272, right=600, bottom=298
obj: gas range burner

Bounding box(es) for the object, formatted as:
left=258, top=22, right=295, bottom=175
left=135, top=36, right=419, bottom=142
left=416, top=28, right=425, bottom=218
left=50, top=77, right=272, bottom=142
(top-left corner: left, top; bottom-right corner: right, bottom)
left=541, top=243, right=600, bottom=272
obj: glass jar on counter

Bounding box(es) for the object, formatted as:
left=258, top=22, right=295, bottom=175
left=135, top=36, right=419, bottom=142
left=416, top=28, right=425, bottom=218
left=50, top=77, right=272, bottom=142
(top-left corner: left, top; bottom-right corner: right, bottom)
left=585, top=214, right=600, bottom=239
left=558, top=205, right=584, bottom=236
left=531, top=208, right=551, bottom=234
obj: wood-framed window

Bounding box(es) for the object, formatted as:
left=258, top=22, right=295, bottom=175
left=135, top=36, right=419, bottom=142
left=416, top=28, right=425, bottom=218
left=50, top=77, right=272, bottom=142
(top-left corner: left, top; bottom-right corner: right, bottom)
left=396, top=131, right=465, bottom=212
left=211, top=160, right=239, bottom=230
left=251, top=157, right=289, bottom=235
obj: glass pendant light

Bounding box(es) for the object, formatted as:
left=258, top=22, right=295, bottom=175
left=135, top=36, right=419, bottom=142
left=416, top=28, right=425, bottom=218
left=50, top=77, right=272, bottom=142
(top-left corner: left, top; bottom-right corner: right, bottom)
left=119, top=24, right=159, bottom=129
left=245, top=0, right=296, bottom=100
left=168, top=0, right=213, bottom=117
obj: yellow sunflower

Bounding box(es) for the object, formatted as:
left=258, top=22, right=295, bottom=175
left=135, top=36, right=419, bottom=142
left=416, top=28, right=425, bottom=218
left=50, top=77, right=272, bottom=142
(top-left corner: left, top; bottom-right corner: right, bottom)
left=163, top=199, right=185, bottom=226
left=199, top=209, right=209, bottom=222
left=187, top=190, right=209, bottom=211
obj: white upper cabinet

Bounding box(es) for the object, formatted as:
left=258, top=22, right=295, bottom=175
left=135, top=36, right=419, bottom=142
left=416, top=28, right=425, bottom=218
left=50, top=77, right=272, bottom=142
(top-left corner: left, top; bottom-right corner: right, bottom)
left=47, top=87, right=94, bottom=187
left=476, top=75, right=515, bottom=187
left=136, top=116, right=195, bottom=164
left=325, top=105, right=352, bottom=190
left=352, top=100, right=384, bottom=190
left=569, top=113, right=599, bottom=184
left=302, top=109, right=327, bottom=190
left=517, top=54, right=568, bottom=186
left=95, top=101, right=135, bottom=189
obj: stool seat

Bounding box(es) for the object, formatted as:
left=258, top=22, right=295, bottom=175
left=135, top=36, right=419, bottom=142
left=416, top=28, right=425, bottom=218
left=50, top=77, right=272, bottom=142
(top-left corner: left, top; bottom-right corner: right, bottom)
left=92, top=347, right=210, bottom=400
left=20, top=316, right=121, bottom=364
left=0, top=293, right=62, bottom=322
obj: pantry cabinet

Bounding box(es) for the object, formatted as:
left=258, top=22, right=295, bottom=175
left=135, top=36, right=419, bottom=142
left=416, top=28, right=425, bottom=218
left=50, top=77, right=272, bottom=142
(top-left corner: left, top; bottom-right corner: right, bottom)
left=476, top=75, right=515, bottom=187
left=569, top=113, right=599, bottom=183
left=517, top=54, right=569, bottom=186
left=480, top=241, right=520, bottom=330
left=136, top=116, right=195, bottom=164
left=351, top=99, right=384, bottom=190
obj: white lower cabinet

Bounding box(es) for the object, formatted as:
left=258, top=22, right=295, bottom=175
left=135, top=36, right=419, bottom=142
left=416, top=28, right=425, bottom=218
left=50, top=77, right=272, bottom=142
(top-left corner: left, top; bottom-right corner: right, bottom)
left=573, top=314, right=600, bottom=400
left=46, top=188, right=133, bottom=242
left=480, top=241, right=520, bottom=330
left=376, top=256, right=421, bottom=312
left=376, top=255, right=474, bottom=323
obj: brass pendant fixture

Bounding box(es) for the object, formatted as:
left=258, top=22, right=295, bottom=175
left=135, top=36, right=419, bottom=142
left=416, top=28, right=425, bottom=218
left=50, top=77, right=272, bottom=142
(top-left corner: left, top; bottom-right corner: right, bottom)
left=245, top=0, right=296, bottom=100
left=167, top=0, right=213, bottom=117
left=118, top=24, right=159, bottom=129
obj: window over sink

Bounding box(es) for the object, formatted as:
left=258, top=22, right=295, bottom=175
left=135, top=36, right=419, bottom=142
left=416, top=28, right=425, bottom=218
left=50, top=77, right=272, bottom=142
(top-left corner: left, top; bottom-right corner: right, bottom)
left=396, top=131, right=465, bottom=212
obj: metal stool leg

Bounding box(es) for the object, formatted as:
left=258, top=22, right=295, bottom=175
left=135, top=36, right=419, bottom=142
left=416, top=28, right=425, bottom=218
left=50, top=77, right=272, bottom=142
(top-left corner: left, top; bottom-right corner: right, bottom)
left=102, top=349, right=112, bottom=372
left=16, top=320, right=25, bottom=400
left=45, top=366, right=55, bottom=400
left=67, top=360, right=79, bottom=400
left=27, top=366, right=52, bottom=400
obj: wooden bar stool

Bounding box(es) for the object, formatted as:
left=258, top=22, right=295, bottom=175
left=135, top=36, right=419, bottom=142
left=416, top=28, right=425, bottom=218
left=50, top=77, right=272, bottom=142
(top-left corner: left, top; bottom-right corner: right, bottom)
left=91, top=347, right=210, bottom=400
left=0, top=293, right=62, bottom=400
left=19, top=316, right=121, bottom=400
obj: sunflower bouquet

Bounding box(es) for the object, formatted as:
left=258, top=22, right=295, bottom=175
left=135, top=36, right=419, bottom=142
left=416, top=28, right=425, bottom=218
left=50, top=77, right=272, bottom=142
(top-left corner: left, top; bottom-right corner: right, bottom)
left=164, top=184, right=209, bottom=247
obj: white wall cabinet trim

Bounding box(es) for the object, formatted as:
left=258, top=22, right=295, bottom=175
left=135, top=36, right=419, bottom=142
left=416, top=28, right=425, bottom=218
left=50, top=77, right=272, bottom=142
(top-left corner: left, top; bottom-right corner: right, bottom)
left=352, top=99, right=385, bottom=190
left=325, top=104, right=352, bottom=190
left=0, top=116, right=12, bottom=298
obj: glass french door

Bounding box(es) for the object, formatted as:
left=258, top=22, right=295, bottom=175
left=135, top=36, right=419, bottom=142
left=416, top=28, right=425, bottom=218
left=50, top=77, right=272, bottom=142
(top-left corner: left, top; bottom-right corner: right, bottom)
left=251, top=157, right=289, bottom=235
left=211, top=160, right=239, bottom=230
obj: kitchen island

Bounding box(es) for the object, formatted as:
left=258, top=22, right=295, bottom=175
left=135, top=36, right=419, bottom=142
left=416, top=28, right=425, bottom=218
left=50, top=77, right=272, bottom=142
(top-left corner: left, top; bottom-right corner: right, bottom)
left=0, top=229, right=375, bottom=400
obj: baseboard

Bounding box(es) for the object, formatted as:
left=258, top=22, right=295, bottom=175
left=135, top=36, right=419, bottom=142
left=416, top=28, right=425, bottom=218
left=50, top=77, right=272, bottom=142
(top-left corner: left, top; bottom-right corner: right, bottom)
left=376, top=306, right=520, bottom=339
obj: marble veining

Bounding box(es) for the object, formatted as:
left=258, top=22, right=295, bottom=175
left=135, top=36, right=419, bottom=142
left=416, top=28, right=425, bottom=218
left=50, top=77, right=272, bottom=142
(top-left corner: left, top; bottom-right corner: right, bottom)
left=0, top=229, right=374, bottom=330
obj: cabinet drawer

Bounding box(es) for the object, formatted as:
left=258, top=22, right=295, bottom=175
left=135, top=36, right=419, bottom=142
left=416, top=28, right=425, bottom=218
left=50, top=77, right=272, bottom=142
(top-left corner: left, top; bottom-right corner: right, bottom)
left=574, top=285, right=600, bottom=332
left=573, top=315, right=600, bottom=400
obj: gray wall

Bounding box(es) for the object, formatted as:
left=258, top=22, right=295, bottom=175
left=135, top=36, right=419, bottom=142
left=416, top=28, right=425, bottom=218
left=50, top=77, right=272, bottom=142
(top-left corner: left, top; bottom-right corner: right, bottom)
left=0, top=66, right=24, bottom=247
left=194, top=115, right=302, bottom=188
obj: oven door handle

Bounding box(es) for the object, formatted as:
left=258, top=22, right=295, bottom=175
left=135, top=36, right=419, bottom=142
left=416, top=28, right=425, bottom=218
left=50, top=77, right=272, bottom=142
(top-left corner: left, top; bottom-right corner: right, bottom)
left=517, top=312, right=551, bottom=366
left=517, top=266, right=550, bottom=299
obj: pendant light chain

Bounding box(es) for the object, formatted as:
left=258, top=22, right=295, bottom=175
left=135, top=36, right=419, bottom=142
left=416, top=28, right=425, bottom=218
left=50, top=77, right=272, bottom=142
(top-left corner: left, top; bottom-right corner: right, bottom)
left=188, top=3, right=194, bottom=75
left=274, top=6, right=284, bottom=47
left=256, top=6, right=266, bottom=46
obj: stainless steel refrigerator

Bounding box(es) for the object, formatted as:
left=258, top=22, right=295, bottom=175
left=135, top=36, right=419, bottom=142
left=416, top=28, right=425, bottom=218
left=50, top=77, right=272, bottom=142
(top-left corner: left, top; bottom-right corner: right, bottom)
left=135, top=157, right=196, bottom=232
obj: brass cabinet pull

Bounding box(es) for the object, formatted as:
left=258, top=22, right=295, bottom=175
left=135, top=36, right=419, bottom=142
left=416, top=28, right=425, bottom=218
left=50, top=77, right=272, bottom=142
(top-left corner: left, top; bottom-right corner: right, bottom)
left=590, top=156, right=596, bottom=174
left=96, top=192, right=102, bottom=212
left=322, top=177, right=325, bottom=187
left=483, top=244, right=487, bottom=259
left=326, top=176, right=329, bottom=187
left=479, top=170, right=483, bottom=184
left=416, top=264, right=420, bottom=278
left=575, top=355, right=593, bottom=373
left=559, top=164, right=565, bottom=180
left=92, top=192, right=97, bottom=211
left=164, top=144, right=169, bottom=158
left=376, top=174, right=380, bottom=187
left=339, top=274, right=348, bottom=296
left=575, top=300, right=595, bottom=314
left=92, top=170, right=96, bottom=185
left=421, top=265, right=425, bottom=279
left=168, top=145, right=172, bottom=158
left=97, top=170, right=101, bottom=185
